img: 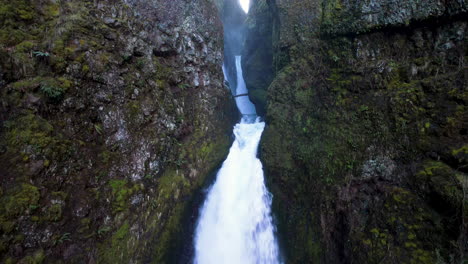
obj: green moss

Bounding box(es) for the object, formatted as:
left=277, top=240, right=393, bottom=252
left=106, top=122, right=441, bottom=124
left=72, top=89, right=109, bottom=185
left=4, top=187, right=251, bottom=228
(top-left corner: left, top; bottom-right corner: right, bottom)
left=10, top=77, right=43, bottom=91
left=136, top=58, right=146, bottom=70
left=100, top=150, right=116, bottom=164
left=82, top=64, right=90, bottom=73
left=249, top=89, right=268, bottom=112
left=4, top=257, right=15, bottom=264
left=15, top=40, right=35, bottom=52
left=291, top=213, right=322, bottom=263
left=97, top=221, right=131, bottom=263
left=147, top=130, right=232, bottom=263
left=19, top=249, right=45, bottom=264
left=321, top=0, right=355, bottom=34
left=0, top=0, right=33, bottom=22
left=1, top=183, right=40, bottom=218
left=392, top=188, right=411, bottom=204
left=0, top=238, right=7, bottom=254
left=410, top=249, right=433, bottom=264
left=44, top=203, right=62, bottom=222
left=0, top=219, right=15, bottom=233
left=153, top=57, right=172, bottom=81
left=416, top=161, right=463, bottom=210
left=13, top=234, right=24, bottom=243
left=17, top=8, right=34, bottom=21
left=51, top=191, right=67, bottom=201
left=125, top=100, right=142, bottom=122
left=114, top=222, right=129, bottom=242
left=350, top=187, right=439, bottom=263
left=5, top=113, right=54, bottom=152
left=44, top=4, right=60, bottom=18
left=108, top=179, right=140, bottom=213
left=109, top=179, right=129, bottom=212
left=451, top=145, right=468, bottom=156
left=151, top=203, right=184, bottom=264
left=57, top=77, right=72, bottom=89
left=156, top=169, right=189, bottom=201
left=0, top=0, right=60, bottom=46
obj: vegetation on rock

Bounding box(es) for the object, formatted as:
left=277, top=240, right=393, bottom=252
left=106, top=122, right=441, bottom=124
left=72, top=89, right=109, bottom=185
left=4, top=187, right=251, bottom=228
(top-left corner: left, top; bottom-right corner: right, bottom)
left=0, top=0, right=236, bottom=262
left=244, top=0, right=467, bottom=263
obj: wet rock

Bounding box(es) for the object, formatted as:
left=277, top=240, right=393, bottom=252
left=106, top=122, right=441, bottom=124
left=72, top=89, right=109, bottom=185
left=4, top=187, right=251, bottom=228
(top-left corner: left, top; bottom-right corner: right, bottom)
left=361, top=156, right=396, bottom=180
left=28, top=160, right=44, bottom=176
left=13, top=244, right=23, bottom=257
left=63, top=244, right=83, bottom=260
left=73, top=200, right=90, bottom=218
left=24, top=93, right=41, bottom=108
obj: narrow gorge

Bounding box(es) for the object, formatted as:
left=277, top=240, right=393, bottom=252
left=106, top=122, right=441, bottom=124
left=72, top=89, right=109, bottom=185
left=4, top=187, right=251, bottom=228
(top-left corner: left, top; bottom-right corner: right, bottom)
left=0, top=0, right=466, bottom=263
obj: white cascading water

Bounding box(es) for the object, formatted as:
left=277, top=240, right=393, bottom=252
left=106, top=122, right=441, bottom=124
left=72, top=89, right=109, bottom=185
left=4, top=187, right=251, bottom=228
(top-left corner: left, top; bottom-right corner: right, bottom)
left=233, top=56, right=257, bottom=117
left=194, top=56, right=281, bottom=264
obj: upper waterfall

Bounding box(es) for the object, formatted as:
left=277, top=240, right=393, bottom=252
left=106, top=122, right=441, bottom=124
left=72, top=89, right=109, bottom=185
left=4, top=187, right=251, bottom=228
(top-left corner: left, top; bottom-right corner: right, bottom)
left=240, top=0, right=250, bottom=13
left=234, top=56, right=257, bottom=117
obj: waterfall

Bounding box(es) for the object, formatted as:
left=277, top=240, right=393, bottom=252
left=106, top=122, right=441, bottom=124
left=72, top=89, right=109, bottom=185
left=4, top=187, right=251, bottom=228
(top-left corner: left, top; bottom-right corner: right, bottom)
left=233, top=56, right=257, bottom=117
left=239, top=0, right=250, bottom=13
left=193, top=57, right=281, bottom=264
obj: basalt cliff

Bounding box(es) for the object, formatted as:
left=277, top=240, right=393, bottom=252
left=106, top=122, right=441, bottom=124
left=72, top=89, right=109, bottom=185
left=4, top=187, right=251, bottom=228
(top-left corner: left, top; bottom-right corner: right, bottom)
left=244, top=0, right=467, bottom=263
left=0, top=0, right=236, bottom=263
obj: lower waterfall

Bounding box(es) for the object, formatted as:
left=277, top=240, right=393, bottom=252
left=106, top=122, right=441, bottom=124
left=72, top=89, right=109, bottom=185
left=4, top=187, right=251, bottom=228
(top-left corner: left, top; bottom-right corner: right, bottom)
left=193, top=56, right=281, bottom=264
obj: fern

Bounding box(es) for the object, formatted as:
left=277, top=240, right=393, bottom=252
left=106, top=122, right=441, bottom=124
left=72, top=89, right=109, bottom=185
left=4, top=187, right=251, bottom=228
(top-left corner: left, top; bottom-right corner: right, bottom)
left=32, top=51, right=50, bottom=57
left=40, top=84, right=63, bottom=100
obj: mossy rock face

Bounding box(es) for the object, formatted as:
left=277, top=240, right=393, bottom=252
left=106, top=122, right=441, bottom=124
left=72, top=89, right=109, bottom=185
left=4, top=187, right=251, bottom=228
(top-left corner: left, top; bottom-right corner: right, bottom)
left=1, top=183, right=40, bottom=219
left=18, top=249, right=45, bottom=264
left=321, top=0, right=468, bottom=35
left=415, top=161, right=466, bottom=218
left=0, top=0, right=236, bottom=262
left=242, top=0, right=275, bottom=116
left=347, top=187, right=441, bottom=264
left=246, top=0, right=467, bottom=263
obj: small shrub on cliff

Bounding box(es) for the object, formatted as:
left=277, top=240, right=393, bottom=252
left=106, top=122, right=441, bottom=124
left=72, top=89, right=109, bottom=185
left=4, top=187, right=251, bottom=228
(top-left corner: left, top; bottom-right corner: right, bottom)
left=39, top=77, right=71, bottom=102
left=40, top=84, right=63, bottom=101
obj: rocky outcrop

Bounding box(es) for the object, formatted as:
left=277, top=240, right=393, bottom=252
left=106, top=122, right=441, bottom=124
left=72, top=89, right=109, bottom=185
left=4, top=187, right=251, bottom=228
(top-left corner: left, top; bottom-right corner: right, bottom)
left=0, top=0, right=236, bottom=263
left=242, top=0, right=275, bottom=116
left=222, top=0, right=248, bottom=95
left=321, top=0, right=468, bottom=35
left=245, top=0, right=467, bottom=263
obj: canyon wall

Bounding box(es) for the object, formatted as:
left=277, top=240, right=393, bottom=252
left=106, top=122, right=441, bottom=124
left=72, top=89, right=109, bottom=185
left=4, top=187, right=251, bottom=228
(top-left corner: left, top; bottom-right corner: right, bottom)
left=0, top=0, right=236, bottom=263
left=244, top=0, right=467, bottom=263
